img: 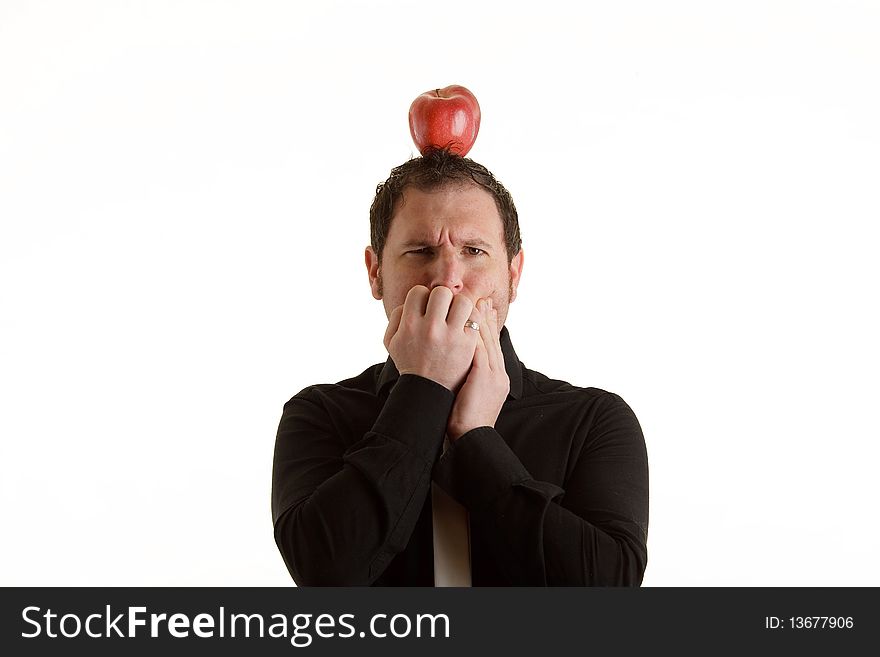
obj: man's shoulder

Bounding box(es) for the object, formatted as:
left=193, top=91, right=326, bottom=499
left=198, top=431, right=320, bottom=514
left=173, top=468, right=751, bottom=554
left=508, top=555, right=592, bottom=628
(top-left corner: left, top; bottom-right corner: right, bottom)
left=521, top=363, right=612, bottom=400
left=282, top=362, right=385, bottom=407
left=519, top=363, right=639, bottom=415
left=519, top=364, right=643, bottom=439
left=332, top=361, right=386, bottom=391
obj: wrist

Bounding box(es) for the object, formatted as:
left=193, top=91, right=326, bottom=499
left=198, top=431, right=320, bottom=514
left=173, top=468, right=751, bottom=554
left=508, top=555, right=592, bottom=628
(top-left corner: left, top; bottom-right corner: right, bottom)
left=398, top=369, right=454, bottom=393
left=447, top=423, right=489, bottom=442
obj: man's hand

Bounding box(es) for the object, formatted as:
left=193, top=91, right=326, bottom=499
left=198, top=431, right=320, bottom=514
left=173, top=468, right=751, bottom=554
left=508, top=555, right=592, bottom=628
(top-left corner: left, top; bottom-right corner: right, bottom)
left=446, top=297, right=510, bottom=441
left=384, top=285, right=478, bottom=393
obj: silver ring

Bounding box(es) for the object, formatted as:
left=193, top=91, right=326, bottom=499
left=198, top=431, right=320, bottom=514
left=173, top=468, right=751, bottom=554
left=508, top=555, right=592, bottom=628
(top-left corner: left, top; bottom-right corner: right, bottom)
left=464, top=320, right=480, bottom=331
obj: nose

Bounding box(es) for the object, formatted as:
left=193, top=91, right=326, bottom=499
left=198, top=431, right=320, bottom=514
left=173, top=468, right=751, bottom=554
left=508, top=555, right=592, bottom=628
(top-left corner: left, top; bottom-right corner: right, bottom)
left=427, top=250, right=464, bottom=293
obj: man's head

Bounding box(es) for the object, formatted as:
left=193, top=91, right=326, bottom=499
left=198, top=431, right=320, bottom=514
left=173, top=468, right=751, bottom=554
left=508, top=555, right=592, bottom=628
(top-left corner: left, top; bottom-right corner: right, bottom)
left=365, top=148, right=524, bottom=332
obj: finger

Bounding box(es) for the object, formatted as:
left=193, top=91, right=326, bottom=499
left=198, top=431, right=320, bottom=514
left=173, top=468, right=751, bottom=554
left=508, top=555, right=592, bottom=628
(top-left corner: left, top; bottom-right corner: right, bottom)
left=425, top=286, right=454, bottom=324
left=489, top=300, right=505, bottom=365
left=447, top=293, right=475, bottom=329
left=478, top=301, right=502, bottom=372
left=383, top=305, right=404, bottom=350
left=462, top=295, right=488, bottom=332
left=473, top=331, right=490, bottom=370
left=402, top=285, right=430, bottom=320
left=460, top=300, right=484, bottom=349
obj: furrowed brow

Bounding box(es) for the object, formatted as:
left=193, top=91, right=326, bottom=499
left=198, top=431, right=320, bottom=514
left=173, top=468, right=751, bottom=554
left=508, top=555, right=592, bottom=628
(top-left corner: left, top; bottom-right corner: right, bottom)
left=462, top=239, right=493, bottom=249
left=400, top=239, right=435, bottom=249
left=400, top=237, right=494, bottom=249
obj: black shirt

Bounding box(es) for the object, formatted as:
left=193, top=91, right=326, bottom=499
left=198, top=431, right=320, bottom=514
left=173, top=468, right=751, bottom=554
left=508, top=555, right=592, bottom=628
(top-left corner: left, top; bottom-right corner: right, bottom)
left=271, top=326, right=649, bottom=586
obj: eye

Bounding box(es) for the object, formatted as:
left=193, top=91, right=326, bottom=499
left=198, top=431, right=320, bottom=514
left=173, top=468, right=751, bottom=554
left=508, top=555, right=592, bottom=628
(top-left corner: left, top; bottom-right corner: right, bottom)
left=406, top=248, right=432, bottom=255
left=465, top=246, right=486, bottom=256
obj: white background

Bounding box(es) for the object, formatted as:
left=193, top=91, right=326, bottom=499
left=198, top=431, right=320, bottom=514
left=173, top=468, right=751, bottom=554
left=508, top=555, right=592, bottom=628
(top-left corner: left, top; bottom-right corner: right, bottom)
left=2, top=0, right=878, bottom=586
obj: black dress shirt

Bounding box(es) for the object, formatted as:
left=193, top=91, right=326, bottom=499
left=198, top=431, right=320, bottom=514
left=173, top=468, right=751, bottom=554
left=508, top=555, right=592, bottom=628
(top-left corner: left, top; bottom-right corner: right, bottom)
left=271, top=326, right=648, bottom=586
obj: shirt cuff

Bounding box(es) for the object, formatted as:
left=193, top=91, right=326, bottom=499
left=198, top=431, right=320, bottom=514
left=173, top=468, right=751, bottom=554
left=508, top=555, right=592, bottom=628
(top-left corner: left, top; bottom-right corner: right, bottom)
left=371, top=374, right=455, bottom=463
left=432, top=426, right=564, bottom=513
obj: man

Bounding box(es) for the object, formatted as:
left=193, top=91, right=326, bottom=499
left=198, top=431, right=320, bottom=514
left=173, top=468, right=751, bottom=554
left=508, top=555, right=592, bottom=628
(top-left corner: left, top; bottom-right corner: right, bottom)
left=271, top=148, right=648, bottom=586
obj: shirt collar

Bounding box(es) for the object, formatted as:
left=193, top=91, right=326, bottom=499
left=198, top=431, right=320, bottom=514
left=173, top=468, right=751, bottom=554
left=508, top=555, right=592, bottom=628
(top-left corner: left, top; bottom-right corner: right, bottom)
left=376, top=325, right=523, bottom=401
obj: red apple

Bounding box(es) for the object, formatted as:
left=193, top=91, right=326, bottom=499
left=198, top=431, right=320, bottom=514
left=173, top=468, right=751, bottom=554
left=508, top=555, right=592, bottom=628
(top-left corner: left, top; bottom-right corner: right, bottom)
left=408, top=85, right=481, bottom=157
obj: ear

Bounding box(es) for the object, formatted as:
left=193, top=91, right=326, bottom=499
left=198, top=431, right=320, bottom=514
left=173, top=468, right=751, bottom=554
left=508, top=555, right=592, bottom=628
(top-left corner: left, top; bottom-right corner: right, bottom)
left=365, top=246, right=382, bottom=300
left=508, top=248, right=524, bottom=303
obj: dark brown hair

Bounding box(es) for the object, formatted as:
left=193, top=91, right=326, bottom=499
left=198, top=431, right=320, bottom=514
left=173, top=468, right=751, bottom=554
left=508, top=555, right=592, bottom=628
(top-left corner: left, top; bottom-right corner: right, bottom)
left=369, top=147, right=522, bottom=263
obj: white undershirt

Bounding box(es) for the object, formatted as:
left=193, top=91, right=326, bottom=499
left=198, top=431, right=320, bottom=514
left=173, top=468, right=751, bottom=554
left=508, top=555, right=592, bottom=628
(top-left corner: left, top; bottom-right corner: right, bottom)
left=431, top=438, right=472, bottom=587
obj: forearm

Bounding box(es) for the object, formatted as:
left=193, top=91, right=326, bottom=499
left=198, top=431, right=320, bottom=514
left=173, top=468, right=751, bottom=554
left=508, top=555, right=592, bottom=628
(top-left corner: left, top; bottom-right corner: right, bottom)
left=272, top=375, right=453, bottom=585
left=540, top=497, right=647, bottom=586
left=433, top=420, right=648, bottom=586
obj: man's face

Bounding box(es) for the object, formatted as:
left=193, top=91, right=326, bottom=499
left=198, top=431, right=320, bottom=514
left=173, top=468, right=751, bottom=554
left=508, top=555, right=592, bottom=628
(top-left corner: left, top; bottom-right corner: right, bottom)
left=365, top=183, right=524, bottom=335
